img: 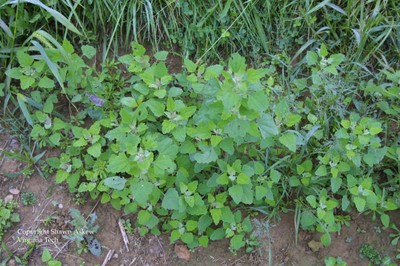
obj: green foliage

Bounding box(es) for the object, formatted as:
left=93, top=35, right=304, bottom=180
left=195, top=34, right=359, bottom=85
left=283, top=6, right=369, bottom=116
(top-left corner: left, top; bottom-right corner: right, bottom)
left=65, top=209, right=101, bottom=257
left=1, top=241, right=36, bottom=266
left=121, top=219, right=134, bottom=234
left=42, top=248, right=62, bottom=266
left=4, top=42, right=400, bottom=253
left=359, top=244, right=393, bottom=266
left=2, top=0, right=398, bottom=70
left=324, top=256, right=347, bottom=266
left=0, top=199, right=20, bottom=242
left=21, top=191, right=37, bottom=206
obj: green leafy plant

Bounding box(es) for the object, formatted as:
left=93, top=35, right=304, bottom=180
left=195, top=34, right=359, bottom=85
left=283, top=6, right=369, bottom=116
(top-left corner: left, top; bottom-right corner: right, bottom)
left=324, top=256, right=347, bottom=266
left=41, top=248, right=62, bottom=266
left=121, top=218, right=134, bottom=234
left=0, top=242, right=36, bottom=266
left=389, top=224, right=400, bottom=260
left=5, top=41, right=399, bottom=254
left=0, top=199, right=20, bottom=242
left=65, top=209, right=101, bottom=257
left=359, top=244, right=395, bottom=266
left=21, top=191, right=37, bottom=206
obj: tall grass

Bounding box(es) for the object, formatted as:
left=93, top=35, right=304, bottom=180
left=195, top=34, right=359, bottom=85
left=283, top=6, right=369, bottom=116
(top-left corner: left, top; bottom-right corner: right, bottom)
left=1, top=0, right=399, bottom=69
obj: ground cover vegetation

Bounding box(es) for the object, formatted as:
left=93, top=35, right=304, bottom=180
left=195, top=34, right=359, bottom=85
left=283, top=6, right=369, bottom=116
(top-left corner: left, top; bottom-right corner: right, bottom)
left=0, top=0, right=399, bottom=263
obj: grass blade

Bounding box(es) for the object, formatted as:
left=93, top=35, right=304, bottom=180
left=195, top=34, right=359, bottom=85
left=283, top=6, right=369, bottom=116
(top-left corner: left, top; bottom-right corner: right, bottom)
left=3, top=0, right=81, bottom=35
left=17, top=93, right=33, bottom=126
left=306, top=0, right=330, bottom=15
left=0, top=18, right=12, bottom=37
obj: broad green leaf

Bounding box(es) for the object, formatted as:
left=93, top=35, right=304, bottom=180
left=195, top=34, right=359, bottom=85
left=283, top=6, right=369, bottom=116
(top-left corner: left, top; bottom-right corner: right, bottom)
left=270, top=169, right=282, bottom=183
left=229, top=53, right=246, bottom=74
left=210, top=208, right=221, bottom=225
left=330, top=177, right=342, bottom=193
left=162, top=188, right=180, bottom=210
left=301, top=211, right=317, bottom=228
left=87, top=143, right=101, bottom=158
left=321, top=233, right=331, bottom=247
left=198, top=215, right=212, bottom=234
left=154, top=154, right=176, bottom=174
left=220, top=207, right=235, bottom=223
left=241, top=184, right=254, bottom=204
left=154, top=51, right=168, bottom=61
left=6, top=68, right=23, bottom=79
left=229, top=185, right=243, bottom=204
left=255, top=186, right=267, bottom=200
left=315, top=165, right=327, bottom=176
left=363, top=147, right=387, bottom=167
left=380, top=214, right=390, bottom=228
left=246, top=68, right=269, bottom=83
left=204, top=65, right=223, bottom=80
left=225, top=119, right=250, bottom=140
left=230, top=235, right=245, bottom=251
left=193, top=146, right=218, bottom=164
left=306, top=195, right=318, bottom=208
left=17, top=51, right=33, bottom=67
left=43, top=98, right=54, bottom=113
left=279, top=132, right=297, bottom=152
left=20, top=75, right=35, bottom=90
left=73, top=138, right=87, bottom=147
left=146, top=99, right=165, bottom=117
left=180, top=106, right=197, bottom=119
left=154, top=89, right=167, bottom=98
left=82, top=45, right=96, bottom=59
left=198, top=236, right=209, bottom=247
left=329, top=54, right=345, bottom=65
left=49, top=133, right=61, bottom=146
left=210, top=228, right=225, bottom=240
left=162, top=120, right=176, bottom=133
left=62, top=39, right=74, bottom=53
left=131, top=181, right=153, bottom=205
left=257, top=114, right=278, bottom=138
left=237, top=173, right=250, bottom=184
left=248, top=91, right=269, bottom=112
left=121, top=97, right=137, bottom=108
left=354, top=197, right=366, bottom=212
left=106, top=153, right=131, bottom=173
left=181, top=232, right=194, bottom=244
left=104, top=176, right=126, bottom=190
left=42, top=248, right=51, bottom=262
left=184, top=58, right=197, bottom=72
left=101, top=193, right=111, bottom=204
left=284, top=114, right=302, bottom=127
left=306, top=51, right=318, bottom=65
left=138, top=210, right=151, bottom=224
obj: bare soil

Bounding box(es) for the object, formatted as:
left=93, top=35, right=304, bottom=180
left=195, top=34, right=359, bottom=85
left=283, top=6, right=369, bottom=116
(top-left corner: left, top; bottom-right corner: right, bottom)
left=1, top=134, right=399, bottom=266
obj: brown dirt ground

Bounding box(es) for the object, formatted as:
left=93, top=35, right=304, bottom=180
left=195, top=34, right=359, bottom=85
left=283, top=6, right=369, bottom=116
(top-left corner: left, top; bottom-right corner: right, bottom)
left=1, top=134, right=399, bottom=266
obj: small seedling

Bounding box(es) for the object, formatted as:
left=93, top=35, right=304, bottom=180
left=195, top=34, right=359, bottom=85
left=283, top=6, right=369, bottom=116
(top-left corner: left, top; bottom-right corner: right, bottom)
left=21, top=192, right=37, bottom=206
left=64, top=208, right=101, bottom=256
left=42, top=215, right=59, bottom=226
left=389, top=224, right=400, bottom=246
left=1, top=242, right=36, bottom=265
left=373, top=226, right=382, bottom=234
left=42, top=248, right=62, bottom=266
left=324, top=256, right=347, bottom=266
left=359, top=244, right=393, bottom=266
left=0, top=199, right=20, bottom=242
left=121, top=218, right=134, bottom=234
